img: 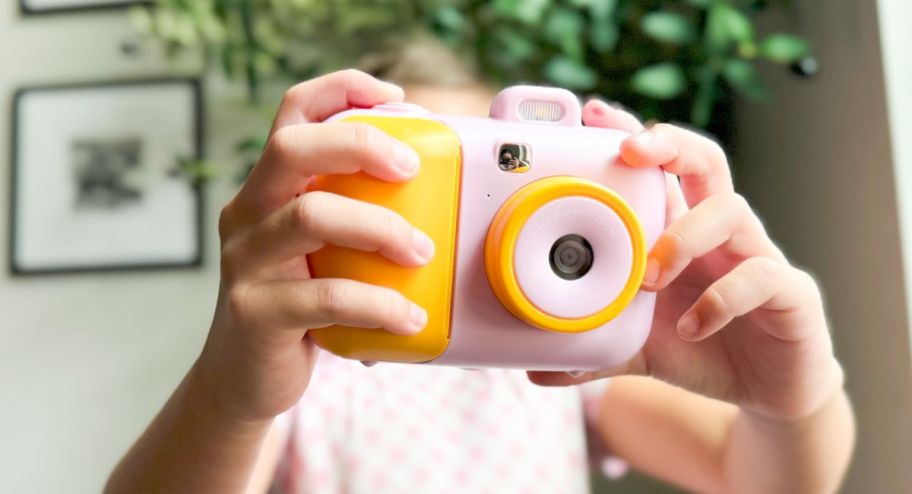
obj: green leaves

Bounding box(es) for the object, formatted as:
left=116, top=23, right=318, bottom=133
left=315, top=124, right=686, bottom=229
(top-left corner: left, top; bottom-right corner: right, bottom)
left=703, top=4, right=811, bottom=64
left=760, top=34, right=810, bottom=63
left=587, top=0, right=618, bottom=20
left=491, top=29, right=536, bottom=67
left=722, top=59, right=768, bottom=99
left=641, top=12, right=696, bottom=45
left=136, top=0, right=815, bottom=137
left=544, top=56, right=598, bottom=90
left=691, top=66, right=718, bottom=128
left=432, top=6, right=466, bottom=33
left=235, top=135, right=267, bottom=154
left=590, top=21, right=618, bottom=53
left=492, top=0, right=549, bottom=25
left=706, top=3, right=754, bottom=54
left=544, top=8, right=585, bottom=60
left=174, top=157, right=218, bottom=183
left=631, top=63, right=687, bottom=100
left=683, top=0, right=711, bottom=8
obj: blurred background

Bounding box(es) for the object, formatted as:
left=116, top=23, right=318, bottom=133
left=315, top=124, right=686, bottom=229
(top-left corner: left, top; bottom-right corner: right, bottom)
left=0, top=0, right=910, bottom=492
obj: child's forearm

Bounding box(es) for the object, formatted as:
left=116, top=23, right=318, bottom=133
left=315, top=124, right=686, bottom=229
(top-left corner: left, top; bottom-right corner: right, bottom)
left=596, top=377, right=854, bottom=494
left=105, top=363, right=272, bottom=493
left=723, top=388, right=855, bottom=494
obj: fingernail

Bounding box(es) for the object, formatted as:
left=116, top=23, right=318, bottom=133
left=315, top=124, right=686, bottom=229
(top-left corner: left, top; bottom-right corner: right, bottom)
left=393, top=144, right=420, bottom=175
left=630, top=130, right=655, bottom=145
left=677, top=313, right=700, bottom=339
left=380, top=79, right=404, bottom=95
left=409, top=304, right=428, bottom=333
left=411, top=229, right=435, bottom=264
left=566, top=370, right=586, bottom=377
left=643, top=258, right=661, bottom=287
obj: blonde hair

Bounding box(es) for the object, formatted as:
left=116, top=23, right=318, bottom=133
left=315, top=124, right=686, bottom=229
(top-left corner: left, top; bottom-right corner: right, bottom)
left=360, top=37, right=482, bottom=88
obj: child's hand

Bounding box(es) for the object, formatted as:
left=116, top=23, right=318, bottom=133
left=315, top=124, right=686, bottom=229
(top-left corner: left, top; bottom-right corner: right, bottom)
left=530, top=101, right=844, bottom=423
left=192, top=70, right=433, bottom=424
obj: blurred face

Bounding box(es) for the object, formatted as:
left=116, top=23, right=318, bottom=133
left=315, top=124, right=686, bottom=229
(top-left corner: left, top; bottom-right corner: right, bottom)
left=403, top=84, right=495, bottom=117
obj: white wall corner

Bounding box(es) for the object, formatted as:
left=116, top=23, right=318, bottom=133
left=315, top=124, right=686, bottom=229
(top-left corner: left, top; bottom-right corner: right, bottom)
left=878, top=0, right=912, bottom=353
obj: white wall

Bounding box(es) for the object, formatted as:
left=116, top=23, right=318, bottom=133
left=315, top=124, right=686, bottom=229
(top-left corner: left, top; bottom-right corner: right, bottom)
left=879, top=0, right=912, bottom=355
left=734, top=0, right=912, bottom=492
left=0, top=4, right=262, bottom=492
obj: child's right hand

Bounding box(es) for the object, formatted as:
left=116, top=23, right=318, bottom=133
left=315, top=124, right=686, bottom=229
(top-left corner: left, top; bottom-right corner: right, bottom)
left=191, top=70, right=434, bottom=424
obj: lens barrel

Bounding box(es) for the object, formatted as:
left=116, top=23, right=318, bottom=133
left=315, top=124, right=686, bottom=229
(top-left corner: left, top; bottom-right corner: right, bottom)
left=549, top=234, right=593, bottom=280
left=484, top=177, right=647, bottom=333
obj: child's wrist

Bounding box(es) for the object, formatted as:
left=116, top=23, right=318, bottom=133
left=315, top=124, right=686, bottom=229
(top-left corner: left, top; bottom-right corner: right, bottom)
left=185, top=358, right=275, bottom=432
left=742, top=359, right=846, bottom=427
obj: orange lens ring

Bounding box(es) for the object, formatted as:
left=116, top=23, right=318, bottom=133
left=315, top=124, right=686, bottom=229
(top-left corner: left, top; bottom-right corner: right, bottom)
left=485, top=176, right=647, bottom=333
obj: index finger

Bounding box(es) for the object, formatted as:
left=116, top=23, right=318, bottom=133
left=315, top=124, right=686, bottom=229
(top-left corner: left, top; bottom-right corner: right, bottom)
left=581, top=99, right=645, bottom=134
left=268, top=69, right=405, bottom=137
left=620, top=123, right=733, bottom=207
left=581, top=101, right=689, bottom=221
left=227, top=70, right=407, bottom=225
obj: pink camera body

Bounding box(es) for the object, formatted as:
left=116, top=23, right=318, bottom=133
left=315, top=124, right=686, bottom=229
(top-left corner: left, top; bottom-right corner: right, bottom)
left=307, top=86, right=666, bottom=371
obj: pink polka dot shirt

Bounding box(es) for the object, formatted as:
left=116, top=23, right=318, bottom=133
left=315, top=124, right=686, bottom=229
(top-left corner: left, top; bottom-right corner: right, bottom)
left=271, top=353, right=623, bottom=493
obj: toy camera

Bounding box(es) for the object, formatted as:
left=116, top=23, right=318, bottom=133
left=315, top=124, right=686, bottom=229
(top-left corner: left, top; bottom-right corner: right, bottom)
left=307, top=86, right=666, bottom=370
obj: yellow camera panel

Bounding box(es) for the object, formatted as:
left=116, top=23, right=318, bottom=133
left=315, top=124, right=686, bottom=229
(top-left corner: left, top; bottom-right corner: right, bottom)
left=307, top=116, right=462, bottom=362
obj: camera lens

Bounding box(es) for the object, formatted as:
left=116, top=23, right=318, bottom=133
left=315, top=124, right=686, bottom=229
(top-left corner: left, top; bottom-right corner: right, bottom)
left=549, top=234, right=594, bottom=280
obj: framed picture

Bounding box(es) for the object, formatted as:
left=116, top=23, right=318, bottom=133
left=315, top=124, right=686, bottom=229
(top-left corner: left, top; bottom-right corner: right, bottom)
left=9, top=78, right=204, bottom=275
left=19, top=0, right=149, bottom=15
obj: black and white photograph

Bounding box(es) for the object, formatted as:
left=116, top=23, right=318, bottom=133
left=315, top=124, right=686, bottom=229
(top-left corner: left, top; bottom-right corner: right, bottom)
left=9, top=79, right=203, bottom=274
left=72, top=136, right=145, bottom=209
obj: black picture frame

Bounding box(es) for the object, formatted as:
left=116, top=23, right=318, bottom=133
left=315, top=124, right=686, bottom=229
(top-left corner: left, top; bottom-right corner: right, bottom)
left=19, top=0, right=151, bottom=16
left=9, top=77, right=205, bottom=275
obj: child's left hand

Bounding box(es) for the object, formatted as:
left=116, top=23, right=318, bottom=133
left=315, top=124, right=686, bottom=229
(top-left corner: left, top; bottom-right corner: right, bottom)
left=529, top=101, right=844, bottom=423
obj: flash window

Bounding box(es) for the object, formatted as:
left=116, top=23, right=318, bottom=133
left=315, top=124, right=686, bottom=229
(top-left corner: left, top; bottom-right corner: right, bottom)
left=497, top=144, right=531, bottom=173
left=518, top=99, right=565, bottom=122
